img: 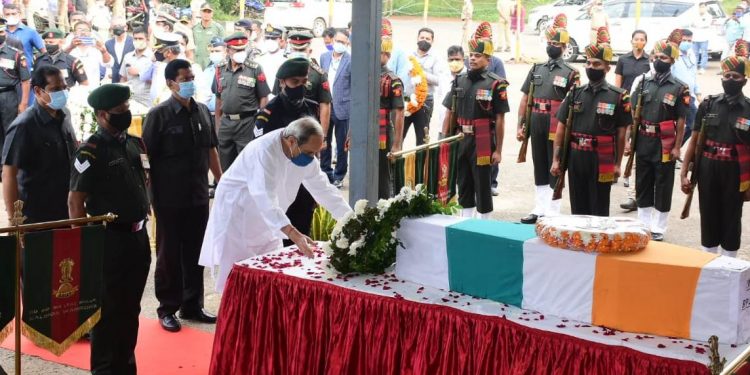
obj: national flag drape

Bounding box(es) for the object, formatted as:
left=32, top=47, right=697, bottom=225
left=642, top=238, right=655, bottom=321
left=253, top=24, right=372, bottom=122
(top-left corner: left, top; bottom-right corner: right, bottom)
left=0, top=236, right=17, bottom=342
left=22, top=226, right=105, bottom=355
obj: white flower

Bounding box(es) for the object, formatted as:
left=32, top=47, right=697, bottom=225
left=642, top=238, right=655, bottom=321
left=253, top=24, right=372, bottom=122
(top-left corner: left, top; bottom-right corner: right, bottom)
left=322, top=241, right=334, bottom=255
left=400, top=186, right=411, bottom=195
left=354, top=199, right=368, bottom=215
left=350, top=235, right=366, bottom=252
left=411, top=75, right=422, bottom=85
left=335, top=237, right=349, bottom=249
left=415, top=184, right=424, bottom=192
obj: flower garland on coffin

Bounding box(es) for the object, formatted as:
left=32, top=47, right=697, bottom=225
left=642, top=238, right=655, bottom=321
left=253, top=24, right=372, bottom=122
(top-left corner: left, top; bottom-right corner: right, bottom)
left=324, top=185, right=458, bottom=274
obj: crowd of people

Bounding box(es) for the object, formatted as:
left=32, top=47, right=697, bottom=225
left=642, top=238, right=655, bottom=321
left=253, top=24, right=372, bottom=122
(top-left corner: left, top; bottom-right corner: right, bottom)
left=0, top=0, right=749, bottom=373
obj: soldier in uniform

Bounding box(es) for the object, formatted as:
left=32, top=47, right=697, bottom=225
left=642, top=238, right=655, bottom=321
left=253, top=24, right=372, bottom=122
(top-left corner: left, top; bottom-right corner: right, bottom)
left=68, top=84, right=151, bottom=374
left=34, top=29, right=88, bottom=88
left=379, top=26, right=405, bottom=199
left=517, top=14, right=579, bottom=223
left=0, top=19, right=30, bottom=149
left=681, top=56, right=750, bottom=257
left=551, top=37, right=632, bottom=216
left=255, top=58, right=321, bottom=241
left=629, top=39, right=690, bottom=241
left=440, top=22, right=509, bottom=219
left=272, top=30, right=331, bottom=135
left=213, top=32, right=270, bottom=170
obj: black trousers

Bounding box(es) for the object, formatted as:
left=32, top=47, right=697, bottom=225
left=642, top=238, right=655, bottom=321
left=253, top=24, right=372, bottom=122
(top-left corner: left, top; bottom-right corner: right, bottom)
left=218, top=116, right=255, bottom=170
left=457, top=135, right=493, bottom=214
left=154, top=205, right=209, bottom=318
left=0, top=90, right=19, bottom=153
left=283, top=186, right=317, bottom=247
left=698, top=158, right=744, bottom=251
left=91, top=228, right=151, bottom=375
left=530, top=113, right=555, bottom=186
left=568, top=149, right=611, bottom=216
left=635, top=155, right=675, bottom=212
left=403, top=97, right=433, bottom=146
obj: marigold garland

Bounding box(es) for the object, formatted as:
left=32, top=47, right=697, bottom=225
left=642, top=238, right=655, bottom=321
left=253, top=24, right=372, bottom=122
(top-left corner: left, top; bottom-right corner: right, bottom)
left=406, top=56, right=428, bottom=116
left=535, top=216, right=650, bottom=254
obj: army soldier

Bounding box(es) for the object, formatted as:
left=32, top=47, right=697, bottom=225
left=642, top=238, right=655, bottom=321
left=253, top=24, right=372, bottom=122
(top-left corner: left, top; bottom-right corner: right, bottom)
left=379, top=30, right=405, bottom=199
left=0, top=20, right=30, bottom=149
left=272, top=30, right=331, bottom=134
left=681, top=57, right=750, bottom=257
left=34, top=28, right=88, bottom=88
left=551, top=41, right=631, bottom=216
left=68, top=84, right=151, bottom=374
left=517, top=14, right=579, bottom=223
left=630, top=39, right=690, bottom=241
left=213, top=32, right=270, bottom=170
left=255, top=58, right=320, bottom=241
left=441, top=23, right=509, bottom=219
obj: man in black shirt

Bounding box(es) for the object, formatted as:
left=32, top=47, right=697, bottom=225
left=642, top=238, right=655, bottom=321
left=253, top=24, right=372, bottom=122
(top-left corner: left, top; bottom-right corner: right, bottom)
left=614, top=30, right=651, bottom=92
left=142, top=59, right=222, bottom=332
left=2, top=65, right=76, bottom=223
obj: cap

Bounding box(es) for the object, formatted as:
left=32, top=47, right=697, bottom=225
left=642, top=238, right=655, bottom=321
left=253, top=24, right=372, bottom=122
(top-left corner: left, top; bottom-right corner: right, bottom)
left=88, top=84, right=131, bottom=110
left=721, top=56, right=750, bottom=77
left=277, top=57, right=310, bottom=79
left=736, top=39, right=748, bottom=58
left=545, top=26, right=569, bottom=44
left=200, top=2, right=213, bottom=11
left=234, top=19, right=252, bottom=29
left=667, top=28, right=683, bottom=46
left=585, top=43, right=614, bottom=63
left=179, top=15, right=190, bottom=23
left=652, top=39, right=679, bottom=61
left=596, top=26, right=610, bottom=44
left=265, top=24, right=285, bottom=39
left=224, top=32, right=249, bottom=50
left=382, top=18, right=392, bottom=37
left=43, top=28, right=65, bottom=39
left=153, top=31, right=181, bottom=50
left=382, top=38, right=393, bottom=54
left=288, top=30, right=313, bottom=50
left=209, top=36, right=225, bottom=48
left=553, top=14, right=567, bottom=29
left=156, top=12, right=177, bottom=26
left=468, top=22, right=494, bottom=55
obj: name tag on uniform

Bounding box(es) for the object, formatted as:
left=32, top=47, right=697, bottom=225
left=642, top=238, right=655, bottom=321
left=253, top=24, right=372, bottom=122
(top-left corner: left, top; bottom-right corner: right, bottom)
left=596, top=102, right=615, bottom=115
left=572, top=101, right=584, bottom=112
left=663, top=93, right=676, bottom=106
left=0, top=58, right=15, bottom=70
left=140, top=154, right=150, bottom=169
left=61, top=70, right=69, bottom=79
left=736, top=117, right=750, bottom=131
left=553, top=76, right=568, bottom=88
left=475, top=89, right=491, bottom=101
left=238, top=75, right=256, bottom=88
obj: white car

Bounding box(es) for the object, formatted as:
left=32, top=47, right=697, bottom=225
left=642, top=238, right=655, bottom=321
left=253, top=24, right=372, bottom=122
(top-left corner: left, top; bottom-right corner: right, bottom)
left=263, top=0, right=352, bottom=37
left=563, top=0, right=726, bottom=61
left=527, top=0, right=592, bottom=34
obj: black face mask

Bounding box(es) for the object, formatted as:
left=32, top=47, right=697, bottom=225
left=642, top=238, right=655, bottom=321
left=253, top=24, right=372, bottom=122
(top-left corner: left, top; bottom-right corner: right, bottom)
left=112, top=27, right=125, bottom=36
left=108, top=110, right=132, bottom=132
left=283, top=84, right=305, bottom=101
left=45, top=44, right=60, bottom=55
left=154, top=51, right=165, bottom=62
left=722, top=78, right=746, bottom=96
left=653, top=59, right=671, bottom=74
left=546, top=45, right=563, bottom=60
left=585, top=67, right=605, bottom=82
left=417, top=40, right=432, bottom=52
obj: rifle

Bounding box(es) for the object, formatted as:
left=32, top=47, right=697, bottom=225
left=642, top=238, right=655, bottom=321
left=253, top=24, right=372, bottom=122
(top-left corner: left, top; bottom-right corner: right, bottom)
left=517, top=67, right=536, bottom=163
left=624, top=74, right=646, bottom=178
left=552, top=89, right=576, bottom=200
left=448, top=76, right=460, bottom=136
left=681, top=96, right=712, bottom=219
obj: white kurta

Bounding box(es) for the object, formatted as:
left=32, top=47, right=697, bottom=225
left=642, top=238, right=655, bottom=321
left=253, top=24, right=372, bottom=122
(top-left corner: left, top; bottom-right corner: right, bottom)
left=199, top=129, right=352, bottom=291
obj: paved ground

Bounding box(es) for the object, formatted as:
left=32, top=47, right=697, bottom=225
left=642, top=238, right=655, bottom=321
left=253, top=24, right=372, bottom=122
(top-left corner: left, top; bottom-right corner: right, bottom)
left=1, top=16, right=749, bottom=374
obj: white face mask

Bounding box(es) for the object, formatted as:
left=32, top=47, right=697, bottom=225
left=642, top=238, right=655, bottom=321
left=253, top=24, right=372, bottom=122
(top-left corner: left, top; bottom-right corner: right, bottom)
left=232, top=51, right=248, bottom=64
left=134, top=40, right=147, bottom=50
left=333, top=42, right=347, bottom=54
left=209, top=51, right=225, bottom=64
left=287, top=51, right=308, bottom=60
left=5, top=16, right=19, bottom=26
left=264, top=39, right=279, bottom=53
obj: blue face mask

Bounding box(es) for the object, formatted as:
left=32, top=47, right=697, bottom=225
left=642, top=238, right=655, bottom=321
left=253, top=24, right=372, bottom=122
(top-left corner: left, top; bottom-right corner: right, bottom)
left=679, top=41, right=692, bottom=53
left=177, top=81, right=195, bottom=99
left=290, top=142, right=314, bottom=167
left=45, top=89, right=69, bottom=110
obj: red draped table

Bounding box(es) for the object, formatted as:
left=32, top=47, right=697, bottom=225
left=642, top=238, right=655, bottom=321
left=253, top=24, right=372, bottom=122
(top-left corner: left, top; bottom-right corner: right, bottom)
left=208, top=246, right=742, bottom=374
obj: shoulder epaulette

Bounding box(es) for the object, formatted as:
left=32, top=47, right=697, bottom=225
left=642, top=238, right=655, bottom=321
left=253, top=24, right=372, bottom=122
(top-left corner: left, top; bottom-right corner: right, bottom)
left=244, top=60, right=258, bottom=69
left=609, top=85, right=627, bottom=95
left=561, top=61, right=578, bottom=72
left=309, top=59, right=324, bottom=75
left=216, top=59, right=228, bottom=68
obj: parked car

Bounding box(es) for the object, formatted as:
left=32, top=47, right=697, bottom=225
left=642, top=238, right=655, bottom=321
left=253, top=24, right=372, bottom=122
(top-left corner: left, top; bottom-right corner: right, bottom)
left=563, top=0, right=726, bottom=61
left=263, top=0, right=352, bottom=37
left=527, top=0, right=591, bottom=34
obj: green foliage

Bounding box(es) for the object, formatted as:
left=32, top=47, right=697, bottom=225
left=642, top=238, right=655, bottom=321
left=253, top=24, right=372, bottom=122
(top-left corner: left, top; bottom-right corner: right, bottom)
left=389, top=0, right=550, bottom=22
left=310, top=206, right=337, bottom=241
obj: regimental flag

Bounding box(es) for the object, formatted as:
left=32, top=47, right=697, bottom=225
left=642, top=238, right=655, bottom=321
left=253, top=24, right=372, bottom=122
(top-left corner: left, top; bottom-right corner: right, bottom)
left=404, top=153, right=416, bottom=188
left=393, top=157, right=405, bottom=193
left=0, top=236, right=17, bottom=342
left=22, top=226, right=105, bottom=355
left=427, top=146, right=440, bottom=194
left=415, top=149, right=427, bottom=186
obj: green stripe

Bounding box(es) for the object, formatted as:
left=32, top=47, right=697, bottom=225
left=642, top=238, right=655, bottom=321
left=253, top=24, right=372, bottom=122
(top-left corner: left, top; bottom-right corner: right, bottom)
left=392, top=158, right=405, bottom=193
left=78, top=226, right=104, bottom=325
left=446, top=220, right=536, bottom=307
left=22, top=230, right=54, bottom=336
left=415, top=149, right=426, bottom=185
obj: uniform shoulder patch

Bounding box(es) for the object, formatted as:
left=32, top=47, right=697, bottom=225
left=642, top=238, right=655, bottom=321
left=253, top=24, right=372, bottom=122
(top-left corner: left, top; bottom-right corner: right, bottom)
left=609, top=85, right=627, bottom=95
left=244, top=60, right=259, bottom=69
left=309, top=59, right=324, bottom=75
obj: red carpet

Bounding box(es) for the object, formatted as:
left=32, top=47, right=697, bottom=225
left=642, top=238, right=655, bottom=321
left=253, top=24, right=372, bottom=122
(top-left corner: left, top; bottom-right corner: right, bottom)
left=1, top=316, right=213, bottom=374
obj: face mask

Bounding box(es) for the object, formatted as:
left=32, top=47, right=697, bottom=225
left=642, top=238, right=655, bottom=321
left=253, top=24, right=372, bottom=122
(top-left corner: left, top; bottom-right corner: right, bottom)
left=736, top=12, right=744, bottom=18
left=546, top=45, right=563, bottom=59
left=43, top=89, right=69, bottom=110
left=134, top=40, right=147, bottom=50
left=287, top=51, right=308, bottom=60
left=333, top=42, right=347, bottom=54
left=5, top=16, right=19, bottom=26
left=679, top=41, right=692, bottom=53
left=448, top=60, right=464, bottom=73
left=265, top=39, right=279, bottom=53
left=107, top=110, right=132, bottom=132
left=653, top=59, right=671, bottom=74
left=283, top=84, right=305, bottom=102
left=209, top=51, right=225, bottom=64
left=176, top=81, right=195, bottom=99
left=290, top=142, right=314, bottom=167
left=154, top=51, right=165, bottom=62
left=232, top=51, right=247, bottom=64
left=632, top=41, right=645, bottom=50
left=417, top=40, right=432, bottom=52
left=112, top=27, right=125, bottom=36
left=45, top=44, right=60, bottom=54
left=722, top=78, right=746, bottom=96
left=585, top=67, right=605, bottom=82
left=325, top=44, right=334, bottom=51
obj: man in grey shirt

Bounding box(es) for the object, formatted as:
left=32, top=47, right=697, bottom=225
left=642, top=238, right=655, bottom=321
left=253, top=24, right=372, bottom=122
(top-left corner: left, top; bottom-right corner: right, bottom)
left=404, top=27, right=442, bottom=146
left=119, top=27, right=153, bottom=106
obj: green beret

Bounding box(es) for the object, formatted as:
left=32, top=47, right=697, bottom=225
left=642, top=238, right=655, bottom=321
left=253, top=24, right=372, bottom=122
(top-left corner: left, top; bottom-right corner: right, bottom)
left=88, top=84, right=131, bottom=110
left=277, top=58, right=309, bottom=79
left=43, top=28, right=64, bottom=39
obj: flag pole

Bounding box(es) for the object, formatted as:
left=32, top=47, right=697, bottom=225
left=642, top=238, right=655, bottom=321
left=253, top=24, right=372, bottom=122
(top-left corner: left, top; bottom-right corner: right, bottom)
left=0, top=213, right=117, bottom=234
left=388, top=133, right=464, bottom=160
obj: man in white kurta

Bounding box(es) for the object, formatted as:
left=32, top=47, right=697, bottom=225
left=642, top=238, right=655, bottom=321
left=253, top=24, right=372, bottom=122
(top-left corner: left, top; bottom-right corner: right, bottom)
left=199, top=120, right=352, bottom=291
